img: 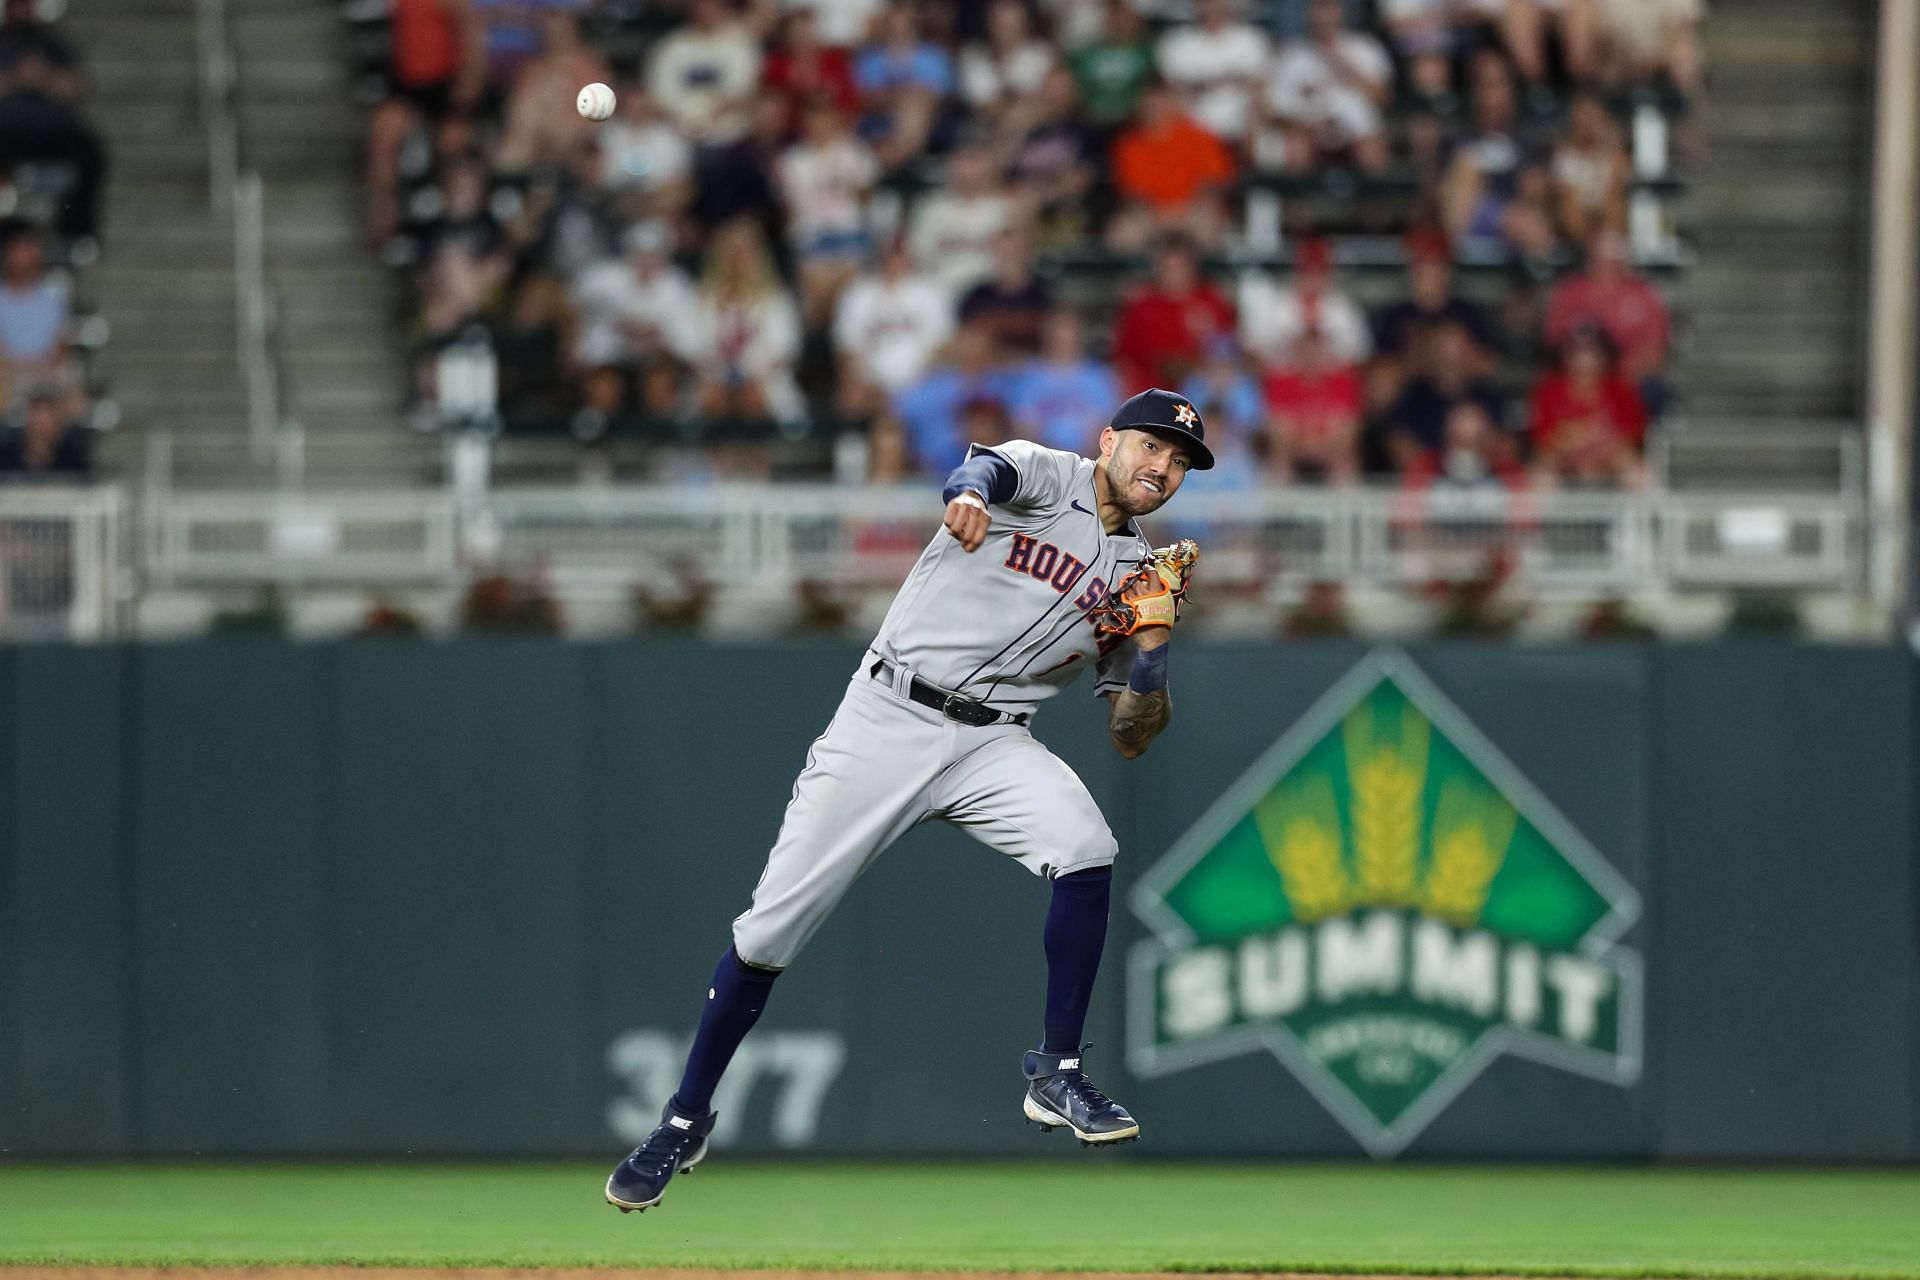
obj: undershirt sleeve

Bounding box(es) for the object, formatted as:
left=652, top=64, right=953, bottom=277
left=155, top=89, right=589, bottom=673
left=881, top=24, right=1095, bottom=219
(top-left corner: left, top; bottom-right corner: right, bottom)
left=942, top=449, right=1019, bottom=506
left=965, top=439, right=1076, bottom=510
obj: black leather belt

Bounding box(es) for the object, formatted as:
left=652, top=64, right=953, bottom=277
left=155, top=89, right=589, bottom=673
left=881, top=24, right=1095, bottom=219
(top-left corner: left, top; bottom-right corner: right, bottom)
left=870, top=659, right=1030, bottom=727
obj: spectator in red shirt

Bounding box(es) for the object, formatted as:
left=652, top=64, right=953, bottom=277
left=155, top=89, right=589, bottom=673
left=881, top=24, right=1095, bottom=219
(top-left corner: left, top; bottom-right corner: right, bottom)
left=1263, top=327, right=1362, bottom=485
left=764, top=10, right=859, bottom=141
left=1107, top=80, right=1236, bottom=252
left=1110, top=235, right=1234, bottom=390
left=1544, top=229, right=1671, bottom=407
left=1529, top=326, right=1649, bottom=490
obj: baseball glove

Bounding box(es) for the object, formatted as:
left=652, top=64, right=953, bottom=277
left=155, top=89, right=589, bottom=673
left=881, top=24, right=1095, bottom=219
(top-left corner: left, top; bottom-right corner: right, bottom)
left=1088, top=539, right=1200, bottom=636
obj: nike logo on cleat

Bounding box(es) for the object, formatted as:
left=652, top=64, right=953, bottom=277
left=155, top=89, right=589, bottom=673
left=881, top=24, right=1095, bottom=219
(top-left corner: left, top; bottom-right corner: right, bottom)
left=1060, top=1058, right=1080, bottom=1070
left=669, top=1116, right=693, bottom=1130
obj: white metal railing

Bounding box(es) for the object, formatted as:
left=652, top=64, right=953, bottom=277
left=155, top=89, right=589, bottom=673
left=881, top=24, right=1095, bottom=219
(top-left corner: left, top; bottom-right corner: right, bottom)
left=194, top=0, right=237, bottom=217
left=233, top=173, right=284, bottom=455
left=145, top=489, right=461, bottom=586
left=0, top=481, right=1870, bottom=639
left=134, top=484, right=1869, bottom=600
left=0, top=488, right=124, bottom=639
left=196, top=0, right=288, bottom=464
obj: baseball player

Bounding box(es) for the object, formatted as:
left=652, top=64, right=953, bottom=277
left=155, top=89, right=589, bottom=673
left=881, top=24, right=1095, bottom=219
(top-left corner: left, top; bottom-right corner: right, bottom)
left=607, top=388, right=1212, bottom=1213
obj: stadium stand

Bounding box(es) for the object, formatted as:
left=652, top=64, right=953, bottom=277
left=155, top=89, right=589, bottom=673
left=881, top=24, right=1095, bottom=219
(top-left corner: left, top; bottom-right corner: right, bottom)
left=344, top=0, right=1706, bottom=491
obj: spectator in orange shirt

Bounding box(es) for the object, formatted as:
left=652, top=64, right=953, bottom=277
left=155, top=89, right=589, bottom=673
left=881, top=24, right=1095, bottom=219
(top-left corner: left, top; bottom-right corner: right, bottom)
left=1109, top=235, right=1235, bottom=390
left=1262, top=327, right=1362, bottom=485
left=1529, top=326, right=1649, bottom=490
left=1107, top=80, right=1235, bottom=252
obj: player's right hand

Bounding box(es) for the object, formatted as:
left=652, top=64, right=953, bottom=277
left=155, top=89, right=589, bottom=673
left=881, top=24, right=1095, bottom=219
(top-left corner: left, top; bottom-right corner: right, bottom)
left=943, top=492, right=990, bottom=553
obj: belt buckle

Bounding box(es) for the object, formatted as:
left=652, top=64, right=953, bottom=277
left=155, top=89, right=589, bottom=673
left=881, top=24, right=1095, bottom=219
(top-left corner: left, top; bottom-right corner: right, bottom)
left=941, top=693, right=992, bottom=727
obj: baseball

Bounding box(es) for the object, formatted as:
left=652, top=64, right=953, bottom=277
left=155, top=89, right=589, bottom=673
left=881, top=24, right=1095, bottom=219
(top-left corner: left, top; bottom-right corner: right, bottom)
left=576, top=82, right=615, bottom=121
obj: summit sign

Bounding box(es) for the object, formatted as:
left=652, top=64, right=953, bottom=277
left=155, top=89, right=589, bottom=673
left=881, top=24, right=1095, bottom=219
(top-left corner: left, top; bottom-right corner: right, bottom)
left=1126, top=652, right=1643, bottom=1157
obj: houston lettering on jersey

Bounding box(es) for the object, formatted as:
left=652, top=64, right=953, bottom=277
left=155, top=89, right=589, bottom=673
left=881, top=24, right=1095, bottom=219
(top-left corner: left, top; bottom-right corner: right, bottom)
left=1005, top=533, right=1108, bottom=613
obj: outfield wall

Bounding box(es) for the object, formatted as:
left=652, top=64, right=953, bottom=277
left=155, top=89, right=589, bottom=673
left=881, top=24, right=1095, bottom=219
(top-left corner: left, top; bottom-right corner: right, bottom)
left=0, top=641, right=1913, bottom=1160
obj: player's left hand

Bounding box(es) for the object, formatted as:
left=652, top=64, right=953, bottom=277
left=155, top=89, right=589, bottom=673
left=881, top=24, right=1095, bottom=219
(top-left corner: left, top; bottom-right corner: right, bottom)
left=1090, top=539, right=1200, bottom=637
left=943, top=492, right=991, bottom=552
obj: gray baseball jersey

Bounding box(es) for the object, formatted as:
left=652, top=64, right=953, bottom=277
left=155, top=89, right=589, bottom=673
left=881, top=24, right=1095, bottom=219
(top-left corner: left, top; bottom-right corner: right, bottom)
left=871, top=440, right=1150, bottom=713
left=731, top=440, right=1150, bottom=969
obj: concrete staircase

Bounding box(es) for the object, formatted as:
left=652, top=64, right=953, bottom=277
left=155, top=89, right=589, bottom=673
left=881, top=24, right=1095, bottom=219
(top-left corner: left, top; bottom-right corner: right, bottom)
left=1675, top=0, right=1874, bottom=425
left=65, top=0, right=246, bottom=472
left=73, top=0, right=432, bottom=484
left=230, top=0, right=417, bottom=449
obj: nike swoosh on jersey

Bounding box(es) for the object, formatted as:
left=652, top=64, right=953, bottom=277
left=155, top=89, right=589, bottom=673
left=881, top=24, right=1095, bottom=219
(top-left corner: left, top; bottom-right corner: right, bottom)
left=1070, top=500, right=1093, bottom=514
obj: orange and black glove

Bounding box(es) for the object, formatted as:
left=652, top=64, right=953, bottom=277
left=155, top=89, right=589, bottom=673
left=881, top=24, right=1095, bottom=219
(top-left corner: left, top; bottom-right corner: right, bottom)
left=1089, top=539, right=1200, bottom=637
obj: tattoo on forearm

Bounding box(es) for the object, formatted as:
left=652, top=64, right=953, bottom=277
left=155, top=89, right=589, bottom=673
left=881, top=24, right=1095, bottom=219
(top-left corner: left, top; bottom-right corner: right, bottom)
left=1110, top=687, right=1171, bottom=757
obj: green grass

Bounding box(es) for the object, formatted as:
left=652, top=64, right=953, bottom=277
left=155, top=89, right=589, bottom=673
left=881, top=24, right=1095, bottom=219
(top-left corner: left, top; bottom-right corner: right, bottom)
left=1, top=1162, right=1918, bottom=1278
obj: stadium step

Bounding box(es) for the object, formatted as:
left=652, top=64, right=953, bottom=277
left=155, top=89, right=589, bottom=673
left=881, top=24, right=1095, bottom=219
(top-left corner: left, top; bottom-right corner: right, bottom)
left=83, top=58, right=201, bottom=95
left=236, top=94, right=366, bottom=135
left=100, top=376, right=250, bottom=417
left=112, top=137, right=214, bottom=183
left=1661, top=426, right=1856, bottom=493
left=1688, top=233, right=1857, bottom=272
left=1679, top=387, right=1860, bottom=422
left=278, top=298, right=397, bottom=332
left=122, top=423, right=445, bottom=478
left=1701, top=99, right=1862, bottom=147
left=231, top=13, right=345, bottom=68
left=235, top=59, right=355, bottom=99
left=1703, top=30, right=1871, bottom=67
left=61, top=11, right=197, bottom=46
left=1687, top=310, right=1861, bottom=348
left=1704, top=138, right=1867, bottom=179
left=1676, top=349, right=1862, bottom=393
left=288, top=385, right=407, bottom=422
left=1688, top=177, right=1866, bottom=225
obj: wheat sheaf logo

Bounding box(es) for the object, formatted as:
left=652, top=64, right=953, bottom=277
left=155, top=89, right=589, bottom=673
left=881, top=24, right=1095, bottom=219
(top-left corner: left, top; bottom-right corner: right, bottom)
left=1126, top=651, right=1643, bottom=1157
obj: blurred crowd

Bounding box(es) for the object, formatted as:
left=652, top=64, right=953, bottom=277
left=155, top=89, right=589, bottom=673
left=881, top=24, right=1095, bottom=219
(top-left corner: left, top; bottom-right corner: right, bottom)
left=364, top=0, right=1697, bottom=492
left=0, top=0, right=101, bottom=481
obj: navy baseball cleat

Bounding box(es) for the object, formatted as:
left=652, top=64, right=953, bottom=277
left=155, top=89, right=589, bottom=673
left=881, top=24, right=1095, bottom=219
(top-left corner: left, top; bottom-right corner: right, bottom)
left=1021, top=1047, right=1140, bottom=1146
left=605, top=1098, right=717, bottom=1212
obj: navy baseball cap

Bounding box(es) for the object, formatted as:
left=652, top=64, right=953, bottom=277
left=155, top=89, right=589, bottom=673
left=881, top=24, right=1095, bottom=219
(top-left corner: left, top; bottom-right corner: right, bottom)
left=1109, top=388, right=1215, bottom=470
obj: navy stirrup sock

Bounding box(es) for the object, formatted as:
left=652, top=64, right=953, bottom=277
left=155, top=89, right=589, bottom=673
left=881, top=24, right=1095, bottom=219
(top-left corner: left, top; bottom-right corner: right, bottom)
left=673, top=947, right=780, bottom=1114
left=1042, top=865, right=1113, bottom=1055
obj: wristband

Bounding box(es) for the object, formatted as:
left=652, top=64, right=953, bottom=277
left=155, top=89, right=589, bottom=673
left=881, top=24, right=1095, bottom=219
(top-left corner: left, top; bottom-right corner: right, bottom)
left=1128, top=643, right=1170, bottom=695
